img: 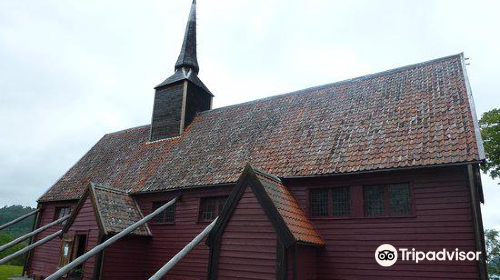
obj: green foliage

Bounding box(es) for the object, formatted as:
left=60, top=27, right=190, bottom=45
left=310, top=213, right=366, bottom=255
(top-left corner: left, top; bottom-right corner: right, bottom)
left=0, top=205, right=37, bottom=267
left=486, top=229, right=500, bottom=278
left=480, top=109, right=500, bottom=179
left=0, top=205, right=36, bottom=237
left=0, top=234, right=28, bottom=266
left=0, top=265, right=23, bottom=280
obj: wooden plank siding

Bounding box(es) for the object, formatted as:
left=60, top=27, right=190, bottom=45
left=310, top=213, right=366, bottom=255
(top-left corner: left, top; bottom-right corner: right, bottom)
left=101, top=236, right=150, bottom=280
left=28, top=200, right=78, bottom=279
left=285, top=165, right=478, bottom=280
left=135, top=186, right=233, bottom=280
left=63, top=195, right=101, bottom=280
left=217, top=185, right=277, bottom=280
left=27, top=165, right=481, bottom=279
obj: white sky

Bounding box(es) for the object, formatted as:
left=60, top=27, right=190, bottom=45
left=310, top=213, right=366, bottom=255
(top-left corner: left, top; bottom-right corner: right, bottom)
left=0, top=0, right=499, bottom=229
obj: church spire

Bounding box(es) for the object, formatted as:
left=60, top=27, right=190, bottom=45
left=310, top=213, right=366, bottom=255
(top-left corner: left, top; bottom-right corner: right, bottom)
left=175, top=0, right=199, bottom=74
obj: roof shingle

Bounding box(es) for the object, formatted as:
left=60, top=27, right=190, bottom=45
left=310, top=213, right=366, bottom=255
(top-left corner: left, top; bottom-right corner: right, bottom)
left=39, top=54, right=483, bottom=202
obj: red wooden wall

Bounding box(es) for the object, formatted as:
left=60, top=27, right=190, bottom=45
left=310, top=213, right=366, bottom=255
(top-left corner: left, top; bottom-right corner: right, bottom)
left=217, top=185, right=277, bottom=280
left=64, top=195, right=100, bottom=280
left=28, top=200, right=78, bottom=279
left=134, top=186, right=233, bottom=279
left=101, top=236, right=150, bottom=280
left=287, top=245, right=317, bottom=280
left=286, top=165, right=479, bottom=280
left=28, top=165, right=480, bottom=280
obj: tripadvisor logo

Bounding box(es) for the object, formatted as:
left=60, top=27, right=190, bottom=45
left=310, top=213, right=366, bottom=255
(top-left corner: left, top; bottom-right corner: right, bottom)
left=375, top=244, right=482, bottom=267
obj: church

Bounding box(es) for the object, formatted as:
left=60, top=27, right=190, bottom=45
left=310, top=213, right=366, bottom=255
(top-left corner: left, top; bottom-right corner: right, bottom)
left=24, top=1, right=487, bottom=279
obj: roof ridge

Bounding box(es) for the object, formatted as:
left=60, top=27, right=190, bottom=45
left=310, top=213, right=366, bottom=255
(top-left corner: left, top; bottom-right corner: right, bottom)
left=199, top=53, right=463, bottom=115
left=92, top=183, right=128, bottom=195
left=253, top=167, right=282, bottom=182
left=106, top=124, right=150, bottom=136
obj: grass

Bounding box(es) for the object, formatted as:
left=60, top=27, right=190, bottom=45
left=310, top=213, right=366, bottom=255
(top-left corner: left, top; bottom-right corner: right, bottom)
left=0, top=265, right=22, bottom=280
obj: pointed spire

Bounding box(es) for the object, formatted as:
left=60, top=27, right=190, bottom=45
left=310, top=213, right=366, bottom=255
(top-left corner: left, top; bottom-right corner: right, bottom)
left=175, top=0, right=199, bottom=74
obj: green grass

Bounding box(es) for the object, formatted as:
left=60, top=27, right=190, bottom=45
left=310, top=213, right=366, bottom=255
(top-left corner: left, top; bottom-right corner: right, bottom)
left=0, top=265, right=22, bottom=280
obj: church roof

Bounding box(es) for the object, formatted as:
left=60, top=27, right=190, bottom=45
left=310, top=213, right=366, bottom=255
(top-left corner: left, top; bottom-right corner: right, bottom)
left=253, top=168, right=325, bottom=246
left=207, top=165, right=324, bottom=247
left=39, top=53, right=484, bottom=202
left=62, top=183, right=151, bottom=236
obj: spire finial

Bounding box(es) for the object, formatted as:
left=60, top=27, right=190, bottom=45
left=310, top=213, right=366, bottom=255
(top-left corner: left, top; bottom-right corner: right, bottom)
left=175, top=0, right=199, bottom=73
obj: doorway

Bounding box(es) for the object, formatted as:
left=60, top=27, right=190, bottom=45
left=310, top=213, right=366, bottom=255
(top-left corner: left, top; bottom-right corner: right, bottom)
left=68, top=234, right=87, bottom=280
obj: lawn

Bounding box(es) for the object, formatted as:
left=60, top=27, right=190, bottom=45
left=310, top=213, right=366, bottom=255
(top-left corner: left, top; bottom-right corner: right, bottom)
left=0, top=265, right=22, bottom=280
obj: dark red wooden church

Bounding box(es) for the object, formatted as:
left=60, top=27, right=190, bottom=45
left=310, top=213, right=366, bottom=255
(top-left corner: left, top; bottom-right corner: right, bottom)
left=25, top=1, right=487, bottom=279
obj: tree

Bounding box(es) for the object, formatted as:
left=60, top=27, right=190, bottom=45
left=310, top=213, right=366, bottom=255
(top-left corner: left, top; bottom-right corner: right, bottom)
left=479, top=109, right=500, bottom=179
left=486, top=229, right=500, bottom=278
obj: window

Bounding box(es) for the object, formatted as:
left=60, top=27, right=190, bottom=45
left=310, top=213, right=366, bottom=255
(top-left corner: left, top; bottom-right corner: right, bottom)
left=199, top=196, right=227, bottom=222
left=364, top=183, right=411, bottom=217
left=332, top=187, right=350, bottom=217
left=152, top=202, right=175, bottom=224
left=54, top=207, right=71, bottom=221
left=364, top=185, right=385, bottom=216
left=389, top=183, right=411, bottom=215
left=310, top=187, right=350, bottom=218
left=310, top=189, right=329, bottom=217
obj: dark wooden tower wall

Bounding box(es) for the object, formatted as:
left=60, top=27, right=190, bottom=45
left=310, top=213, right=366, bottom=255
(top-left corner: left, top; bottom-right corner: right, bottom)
left=216, top=184, right=278, bottom=280
left=150, top=81, right=186, bottom=141
left=184, top=82, right=212, bottom=127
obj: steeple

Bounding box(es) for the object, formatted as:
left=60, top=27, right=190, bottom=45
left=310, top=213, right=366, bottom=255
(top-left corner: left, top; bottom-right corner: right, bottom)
left=175, top=0, right=199, bottom=73
left=150, top=0, right=212, bottom=141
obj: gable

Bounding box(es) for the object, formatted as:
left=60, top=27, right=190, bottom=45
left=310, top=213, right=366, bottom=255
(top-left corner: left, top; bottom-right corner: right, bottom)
left=217, top=185, right=278, bottom=279
left=63, top=190, right=101, bottom=234
left=207, top=165, right=323, bottom=248
left=39, top=54, right=484, bottom=202
left=63, top=183, right=151, bottom=236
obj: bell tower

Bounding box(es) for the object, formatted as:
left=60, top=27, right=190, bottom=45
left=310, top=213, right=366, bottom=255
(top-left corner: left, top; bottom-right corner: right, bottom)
left=150, top=0, right=213, bottom=141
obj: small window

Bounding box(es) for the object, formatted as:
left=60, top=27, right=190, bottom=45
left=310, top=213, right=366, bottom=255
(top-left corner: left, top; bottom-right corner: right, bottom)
left=54, top=207, right=71, bottom=221
left=364, top=185, right=386, bottom=216
left=389, top=183, right=411, bottom=215
left=310, top=189, right=329, bottom=217
left=152, top=202, right=175, bottom=224
left=199, top=196, right=227, bottom=222
left=332, top=187, right=350, bottom=217
left=364, top=183, right=411, bottom=217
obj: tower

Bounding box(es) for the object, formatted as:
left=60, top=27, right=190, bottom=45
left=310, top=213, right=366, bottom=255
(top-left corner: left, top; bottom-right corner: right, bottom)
left=150, top=0, right=213, bottom=141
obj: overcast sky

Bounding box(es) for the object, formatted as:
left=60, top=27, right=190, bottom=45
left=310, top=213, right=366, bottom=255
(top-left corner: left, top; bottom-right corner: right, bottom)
left=0, top=0, right=499, bottom=229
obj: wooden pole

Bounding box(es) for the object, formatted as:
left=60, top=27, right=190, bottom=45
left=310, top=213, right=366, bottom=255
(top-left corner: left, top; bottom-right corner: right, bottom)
left=45, top=197, right=178, bottom=280
left=0, top=209, right=40, bottom=231
left=0, top=215, right=69, bottom=252
left=148, top=217, right=218, bottom=280
left=0, top=230, right=62, bottom=265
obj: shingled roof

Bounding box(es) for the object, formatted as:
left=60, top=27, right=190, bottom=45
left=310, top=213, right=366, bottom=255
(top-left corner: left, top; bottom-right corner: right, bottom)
left=253, top=168, right=324, bottom=246
left=39, top=53, right=484, bottom=202
left=63, top=183, right=151, bottom=236
left=207, top=165, right=324, bottom=247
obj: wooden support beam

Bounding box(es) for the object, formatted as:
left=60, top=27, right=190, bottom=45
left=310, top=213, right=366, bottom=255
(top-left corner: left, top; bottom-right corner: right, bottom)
left=0, top=230, right=62, bottom=265
left=45, top=197, right=179, bottom=280
left=0, top=209, right=40, bottom=231
left=148, top=217, right=218, bottom=280
left=0, top=215, right=69, bottom=252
